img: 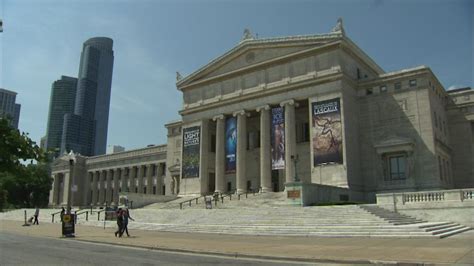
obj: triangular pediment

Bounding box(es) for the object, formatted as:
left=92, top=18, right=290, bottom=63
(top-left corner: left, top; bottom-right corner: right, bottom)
left=177, top=33, right=343, bottom=88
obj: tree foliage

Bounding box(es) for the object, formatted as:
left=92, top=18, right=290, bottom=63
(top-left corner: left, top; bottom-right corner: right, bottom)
left=0, top=118, right=51, bottom=210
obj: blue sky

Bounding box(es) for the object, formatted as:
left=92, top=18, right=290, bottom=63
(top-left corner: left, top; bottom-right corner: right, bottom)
left=0, top=0, right=472, bottom=151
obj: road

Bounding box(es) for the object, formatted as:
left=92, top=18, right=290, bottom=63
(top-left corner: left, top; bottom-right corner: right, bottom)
left=0, top=232, right=315, bottom=266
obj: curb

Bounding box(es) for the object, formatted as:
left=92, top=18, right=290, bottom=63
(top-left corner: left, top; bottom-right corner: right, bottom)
left=67, top=237, right=387, bottom=265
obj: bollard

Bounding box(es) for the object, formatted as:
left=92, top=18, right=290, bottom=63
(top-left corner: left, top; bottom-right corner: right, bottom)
left=24, top=210, right=27, bottom=224
left=74, top=211, right=77, bottom=224
left=97, top=212, right=100, bottom=221
left=86, top=211, right=89, bottom=221
left=180, top=203, right=183, bottom=209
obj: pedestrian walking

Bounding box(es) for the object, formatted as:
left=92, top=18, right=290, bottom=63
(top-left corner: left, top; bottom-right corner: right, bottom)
left=33, top=207, right=40, bottom=225
left=121, top=208, right=134, bottom=237
left=115, top=208, right=123, bottom=237
left=60, top=207, right=65, bottom=222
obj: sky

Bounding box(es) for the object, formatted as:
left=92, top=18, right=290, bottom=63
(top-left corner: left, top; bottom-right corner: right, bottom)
left=0, top=0, right=472, bottom=151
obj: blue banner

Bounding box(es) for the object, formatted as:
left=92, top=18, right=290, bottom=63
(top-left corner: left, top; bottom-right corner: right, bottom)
left=182, top=126, right=201, bottom=178
left=225, top=117, right=237, bottom=173
left=271, top=107, right=285, bottom=170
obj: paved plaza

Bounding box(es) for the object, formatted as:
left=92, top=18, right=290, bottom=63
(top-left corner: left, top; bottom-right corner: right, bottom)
left=1, top=219, right=472, bottom=265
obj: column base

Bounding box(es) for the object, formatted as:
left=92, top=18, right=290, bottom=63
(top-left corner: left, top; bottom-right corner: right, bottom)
left=261, top=187, right=273, bottom=193
left=236, top=189, right=247, bottom=194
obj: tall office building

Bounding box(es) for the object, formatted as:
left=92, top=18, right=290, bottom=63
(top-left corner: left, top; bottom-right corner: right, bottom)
left=62, top=37, right=114, bottom=156
left=0, top=88, right=21, bottom=129
left=45, top=76, right=77, bottom=157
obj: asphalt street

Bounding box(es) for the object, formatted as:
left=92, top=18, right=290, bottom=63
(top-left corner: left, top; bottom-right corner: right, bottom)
left=0, top=232, right=318, bottom=266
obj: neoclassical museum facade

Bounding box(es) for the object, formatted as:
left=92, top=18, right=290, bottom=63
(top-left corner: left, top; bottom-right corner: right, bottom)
left=49, top=21, right=474, bottom=207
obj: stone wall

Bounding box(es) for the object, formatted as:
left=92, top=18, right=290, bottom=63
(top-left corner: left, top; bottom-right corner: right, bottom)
left=376, top=189, right=474, bottom=227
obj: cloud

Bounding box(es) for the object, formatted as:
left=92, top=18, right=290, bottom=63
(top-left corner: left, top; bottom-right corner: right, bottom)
left=447, top=84, right=465, bottom=91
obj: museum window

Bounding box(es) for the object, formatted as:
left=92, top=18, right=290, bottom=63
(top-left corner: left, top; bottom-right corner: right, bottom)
left=152, top=164, right=157, bottom=176
left=388, top=155, right=406, bottom=180
left=153, top=186, right=156, bottom=194
left=380, top=85, right=387, bottom=93
left=356, top=68, right=361, bottom=80
left=394, top=82, right=401, bottom=90
left=409, top=79, right=417, bottom=87
left=162, top=185, right=166, bottom=195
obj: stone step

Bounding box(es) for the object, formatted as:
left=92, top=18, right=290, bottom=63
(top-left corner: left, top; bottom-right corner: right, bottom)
left=423, top=222, right=458, bottom=232
left=436, top=227, right=472, bottom=238
left=430, top=225, right=470, bottom=236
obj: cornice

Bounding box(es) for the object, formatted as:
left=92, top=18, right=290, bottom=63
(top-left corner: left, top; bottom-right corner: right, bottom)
left=179, top=68, right=343, bottom=116
left=178, top=41, right=342, bottom=91
left=86, top=145, right=167, bottom=164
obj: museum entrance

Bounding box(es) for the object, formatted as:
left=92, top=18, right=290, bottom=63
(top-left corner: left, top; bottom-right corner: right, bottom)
left=271, top=170, right=280, bottom=192
left=208, top=172, right=215, bottom=193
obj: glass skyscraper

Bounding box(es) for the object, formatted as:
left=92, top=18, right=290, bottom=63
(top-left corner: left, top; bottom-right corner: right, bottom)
left=0, top=88, right=21, bottom=129
left=45, top=76, right=77, bottom=157
left=62, top=37, right=114, bottom=156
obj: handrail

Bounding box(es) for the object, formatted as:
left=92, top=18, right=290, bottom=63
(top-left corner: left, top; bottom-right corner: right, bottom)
left=51, top=210, right=63, bottom=223
left=179, top=195, right=206, bottom=210
left=75, top=210, right=89, bottom=223
left=96, top=209, right=106, bottom=221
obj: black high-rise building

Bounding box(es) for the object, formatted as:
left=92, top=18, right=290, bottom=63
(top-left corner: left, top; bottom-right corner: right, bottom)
left=62, top=37, right=114, bottom=156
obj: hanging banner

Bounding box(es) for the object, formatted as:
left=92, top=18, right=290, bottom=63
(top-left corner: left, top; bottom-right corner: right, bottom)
left=225, top=117, right=237, bottom=173
left=182, top=126, right=201, bottom=178
left=271, top=107, right=285, bottom=169
left=312, top=98, right=343, bottom=166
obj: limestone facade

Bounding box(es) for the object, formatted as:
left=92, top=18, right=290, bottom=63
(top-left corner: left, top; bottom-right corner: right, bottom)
left=49, top=23, right=473, bottom=206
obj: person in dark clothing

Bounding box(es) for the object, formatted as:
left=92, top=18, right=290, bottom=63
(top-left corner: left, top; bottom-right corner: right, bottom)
left=114, top=208, right=123, bottom=237
left=120, top=209, right=134, bottom=237
left=33, top=207, right=40, bottom=225
left=60, top=207, right=65, bottom=222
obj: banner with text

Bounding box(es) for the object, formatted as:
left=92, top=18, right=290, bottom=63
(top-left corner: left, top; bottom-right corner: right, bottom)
left=312, top=98, right=343, bottom=166
left=271, top=106, right=285, bottom=170
left=182, top=126, right=201, bottom=178
left=225, top=117, right=237, bottom=173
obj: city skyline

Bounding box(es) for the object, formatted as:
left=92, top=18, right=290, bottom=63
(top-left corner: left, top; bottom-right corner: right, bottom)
left=0, top=0, right=472, bottom=151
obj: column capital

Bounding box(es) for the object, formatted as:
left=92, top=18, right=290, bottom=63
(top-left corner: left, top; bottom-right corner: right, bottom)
left=256, top=105, right=270, bottom=112
left=233, top=110, right=250, bottom=117
left=212, top=114, right=225, bottom=121
left=280, top=99, right=299, bottom=108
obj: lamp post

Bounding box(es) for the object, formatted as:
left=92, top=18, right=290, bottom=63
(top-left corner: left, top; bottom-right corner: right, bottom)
left=291, top=155, right=299, bottom=182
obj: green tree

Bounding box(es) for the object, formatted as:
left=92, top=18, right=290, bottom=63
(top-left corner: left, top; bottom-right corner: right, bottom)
left=0, top=118, right=51, bottom=210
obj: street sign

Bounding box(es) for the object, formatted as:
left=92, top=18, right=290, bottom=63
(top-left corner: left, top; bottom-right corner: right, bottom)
left=62, top=214, right=75, bottom=237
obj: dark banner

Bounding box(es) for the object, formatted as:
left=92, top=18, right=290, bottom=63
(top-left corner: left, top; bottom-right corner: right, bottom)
left=225, top=117, right=237, bottom=173
left=271, top=107, right=285, bottom=170
left=62, top=214, right=75, bottom=236
left=312, top=98, right=343, bottom=166
left=182, top=126, right=201, bottom=178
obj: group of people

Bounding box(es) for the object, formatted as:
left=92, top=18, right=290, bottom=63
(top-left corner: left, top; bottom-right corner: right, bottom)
left=114, top=208, right=134, bottom=237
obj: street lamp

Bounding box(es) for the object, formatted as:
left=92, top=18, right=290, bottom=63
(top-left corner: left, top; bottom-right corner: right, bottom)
left=291, top=155, right=299, bottom=182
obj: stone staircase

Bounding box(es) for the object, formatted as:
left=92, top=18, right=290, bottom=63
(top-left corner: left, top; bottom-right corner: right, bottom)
left=359, top=205, right=472, bottom=238
left=1, top=199, right=471, bottom=238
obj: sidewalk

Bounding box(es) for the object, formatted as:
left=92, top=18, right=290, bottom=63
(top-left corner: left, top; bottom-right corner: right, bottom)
left=0, top=219, right=472, bottom=264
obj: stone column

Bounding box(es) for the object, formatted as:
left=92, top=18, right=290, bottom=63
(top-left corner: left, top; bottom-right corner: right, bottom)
left=49, top=174, right=60, bottom=206
left=146, top=164, right=153, bottom=194
left=61, top=172, right=70, bottom=206
left=91, top=171, right=98, bottom=205
left=257, top=105, right=272, bottom=192
left=82, top=172, right=92, bottom=206
left=106, top=169, right=112, bottom=204
left=281, top=99, right=297, bottom=184
left=213, top=114, right=225, bottom=193
left=98, top=170, right=106, bottom=205
left=113, top=169, right=120, bottom=206
left=129, top=166, right=136, bottom=193
left=137, top=165, right=144, bottom=194
left=120, top=167, right=127, bottom=193
left=234, top=110, right=248, bottom=194
left=156, top=163, right=163, bottom=195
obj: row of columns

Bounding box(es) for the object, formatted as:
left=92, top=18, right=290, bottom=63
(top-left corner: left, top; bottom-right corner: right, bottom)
left=49, top=162, right=166, bottom=207
left=212, top=99, right=298, bottom=194
left=89, top=163, right=165, bottom=206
